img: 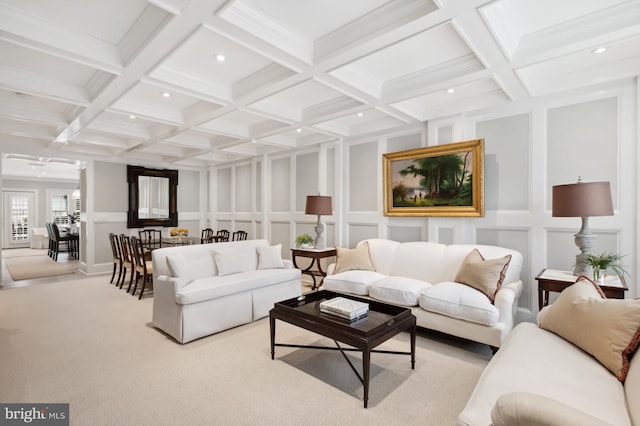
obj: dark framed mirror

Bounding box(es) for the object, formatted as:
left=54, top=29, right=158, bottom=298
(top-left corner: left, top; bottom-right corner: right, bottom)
left=127, top=165, right=178, bottom=228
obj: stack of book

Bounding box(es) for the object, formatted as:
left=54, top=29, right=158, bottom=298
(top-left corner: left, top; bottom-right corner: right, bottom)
left=319, top=297, right=369, bottom=321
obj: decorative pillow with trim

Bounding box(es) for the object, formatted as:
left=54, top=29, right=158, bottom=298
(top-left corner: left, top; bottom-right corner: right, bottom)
left=334, top=242, right=375, bottom=274
left=538, top=276, right=640, bottom=382
left=257, top=244, right=285, bottom=270
left=454, top=248, right=512, bottom=302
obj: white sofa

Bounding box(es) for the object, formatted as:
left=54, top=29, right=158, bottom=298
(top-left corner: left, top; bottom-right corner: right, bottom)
left=152, top=239, right=301, bottom=344
left=323, top=239, right=523, bottom=348
left=458, top=322, right=639, bottom=426
left=30, top=227, right=49, bottom=249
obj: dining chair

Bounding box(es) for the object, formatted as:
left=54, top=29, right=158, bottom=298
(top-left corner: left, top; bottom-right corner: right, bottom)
left=232, top=230, right=248, bottom=241
left=216, top=229, right=230, bottom=242
left=139, top=229, right=162, bottom=250
left=108, top=232, right=123, bottom=284
left=50, top=222, right=78, bottom=261
left=201, top=228, right=215, bottom=244
left=130, top=236, right=153, bottom=299
left=118, top=234, right=134, bottom=289
left=45, top=223, right=55, bottom=258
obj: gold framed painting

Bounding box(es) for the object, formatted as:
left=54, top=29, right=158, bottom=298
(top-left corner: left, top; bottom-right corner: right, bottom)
left=383, top=139, right=485, bottom=217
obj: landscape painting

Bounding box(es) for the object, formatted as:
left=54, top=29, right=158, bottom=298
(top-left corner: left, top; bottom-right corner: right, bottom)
left=383, top=139, right=485, bottom=217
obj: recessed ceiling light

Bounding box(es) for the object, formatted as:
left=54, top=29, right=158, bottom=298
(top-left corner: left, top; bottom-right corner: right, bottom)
left=592, top=47, right=607, bottom=54
left=161, top=92, right=171, bottom=98
left=214, top=53, right=226, bottom=62
left=129, top=114, right=136, bottom=119
left=446, top=88, right=455, bottom=94
left=296, top=128, right=302, bottom=133
left=357, top=112, right=364, bottom=117
left=251, top=139, right=257, bottom=144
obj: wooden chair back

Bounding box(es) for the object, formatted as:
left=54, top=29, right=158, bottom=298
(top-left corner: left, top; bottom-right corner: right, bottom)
left=216, top=229, right=230, bottom=242
left=201, top=228, right=215, bottom=244
left=232, top=230, right=248, bottom=241
left=139, top=229, right=162, bottom=249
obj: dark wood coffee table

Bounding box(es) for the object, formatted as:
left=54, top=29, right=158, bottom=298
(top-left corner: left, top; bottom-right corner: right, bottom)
left=269, top=290, right=416, bottom=408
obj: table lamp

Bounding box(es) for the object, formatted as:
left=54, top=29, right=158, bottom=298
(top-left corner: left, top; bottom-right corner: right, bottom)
left=552, top=178, right=613, bottom=275
left=305, top=195, right=332, bottom=249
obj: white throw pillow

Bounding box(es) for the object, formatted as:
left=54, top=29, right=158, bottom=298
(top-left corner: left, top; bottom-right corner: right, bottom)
left=257, top=244, right=285, bottom=270
left=212, top=246, right=257, bottom=277
left=166, top=252, right=216, bottom=281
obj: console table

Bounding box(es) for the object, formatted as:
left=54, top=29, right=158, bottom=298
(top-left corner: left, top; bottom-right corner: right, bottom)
left=535, top=268, right=627, bottom=310
left=290, top=247, right=337, bottom=290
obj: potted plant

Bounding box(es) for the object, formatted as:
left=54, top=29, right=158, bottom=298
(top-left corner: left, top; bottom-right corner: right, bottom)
left=295, top=234, right=314, bottom=248
left=584, top=252, right=627, bottom=282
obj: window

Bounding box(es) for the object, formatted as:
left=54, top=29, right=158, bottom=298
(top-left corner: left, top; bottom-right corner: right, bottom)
left=11, top=195, right=29, bottom=241
left=52, top=194, right=70, bottom=225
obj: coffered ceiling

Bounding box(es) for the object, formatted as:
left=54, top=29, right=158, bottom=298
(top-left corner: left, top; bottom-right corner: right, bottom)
left=1, top=0, right=639, bottom=178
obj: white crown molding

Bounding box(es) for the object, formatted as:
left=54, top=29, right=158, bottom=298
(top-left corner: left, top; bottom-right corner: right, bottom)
left=515, top=1, right=640, bottom=63
left=0, top=103, right=67, bottom=127
left=0, top=4, right=123, bottom=74
left=478, top=1, right=521, bottom=61
left=219, top=1, right=313, bottom=64
left=0, top=66, right=89, bottom=107
left=302, top=95, right=364, bottom=123
left=381, top=54, right=485, bottom=102
left=150, top=66, right=232, bottom=102
left=315, top=0, right=438, bottom=62
left=329, top=66, right=382, bottom=98
left=232, top=64, right=297, bottom=100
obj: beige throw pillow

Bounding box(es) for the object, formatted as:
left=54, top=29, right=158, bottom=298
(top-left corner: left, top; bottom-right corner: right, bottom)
left=538, top=276, right=640, bottom=382
left=454, top=249, right=511, bottom=302
left=334, top=242, right=375, bottom=274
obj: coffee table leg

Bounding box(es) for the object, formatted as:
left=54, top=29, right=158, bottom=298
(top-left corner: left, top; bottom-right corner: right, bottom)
left=362, top=350, right=370, bottom=408
left=410, top=324, right=416, bottom=369
left=270, top=313, right=276, bottom=360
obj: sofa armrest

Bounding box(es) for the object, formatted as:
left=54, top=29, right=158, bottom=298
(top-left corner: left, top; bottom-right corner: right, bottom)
left=282, top=259, right=294, bottom=269
left=155, top=274, right=190, bottom=294
left=326, top=263, right=336, bottom=276
left=493, top=280, right=523, bottom=330
left=491, top=392, right=614, bottom=426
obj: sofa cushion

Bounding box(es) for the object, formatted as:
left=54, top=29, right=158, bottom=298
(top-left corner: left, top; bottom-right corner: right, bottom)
left=454, top=248, right=511, bottom=302
left=491, top=392, right=615, bottom=426
left=257, top=244, right=284, bottom=270
left=538, top=276, right=640, bottom=382
left=176, top=269, right=300, bottom=305
left=419, top=282, right=500, bottom=326
left=334, top=242, right=374, bottom=274
left=212, top=246, right=258, bottom=277
left=369, top=276, right=430, bottom=306
left=166, top=251, right=216, bottom=281
left=322, top=270, right=386, bottom=295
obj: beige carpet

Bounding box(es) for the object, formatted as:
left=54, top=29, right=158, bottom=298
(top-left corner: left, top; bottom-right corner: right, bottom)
left=2, top=248, right=48, bottom=258
left=0, top=277, right=489, bottom=425
left=4, top=254, right=75, bottom=280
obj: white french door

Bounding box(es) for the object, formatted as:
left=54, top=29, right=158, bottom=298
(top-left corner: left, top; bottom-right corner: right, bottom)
left=3, top=191, right=35, bottom=248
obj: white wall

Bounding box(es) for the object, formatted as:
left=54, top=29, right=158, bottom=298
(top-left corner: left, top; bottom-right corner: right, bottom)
left=84, top=160, right=205, bottom=275
left=212, top=78, right=638, bottom=323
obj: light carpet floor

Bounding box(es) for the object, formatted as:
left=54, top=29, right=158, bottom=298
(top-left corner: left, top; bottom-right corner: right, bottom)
left=0, top=277, right=489, bottom=425
left=3, top=254, right=76, bottom=280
